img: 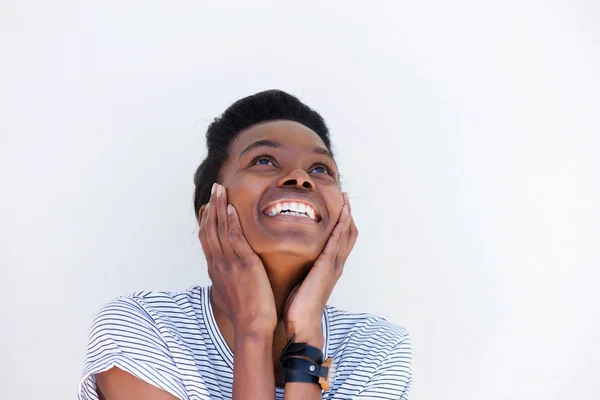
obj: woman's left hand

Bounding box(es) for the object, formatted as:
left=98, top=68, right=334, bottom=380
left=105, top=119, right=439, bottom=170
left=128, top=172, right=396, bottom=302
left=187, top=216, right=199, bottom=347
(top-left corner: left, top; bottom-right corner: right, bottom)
left=284, top=192, right=359, bottom=345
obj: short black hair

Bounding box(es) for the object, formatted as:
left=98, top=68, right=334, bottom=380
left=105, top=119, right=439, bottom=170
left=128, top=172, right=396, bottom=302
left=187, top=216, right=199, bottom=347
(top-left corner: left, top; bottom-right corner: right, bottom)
left=193, top=89, right=333, bottom=219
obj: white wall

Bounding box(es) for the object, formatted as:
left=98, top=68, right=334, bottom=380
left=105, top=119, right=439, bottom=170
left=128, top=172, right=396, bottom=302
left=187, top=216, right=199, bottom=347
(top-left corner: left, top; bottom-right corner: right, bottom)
left=2, top=1, right=599, bottom=399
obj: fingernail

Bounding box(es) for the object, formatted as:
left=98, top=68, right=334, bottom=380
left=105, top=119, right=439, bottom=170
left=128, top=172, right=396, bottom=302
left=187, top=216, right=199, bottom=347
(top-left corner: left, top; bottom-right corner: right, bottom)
left=227, top=204, right=234, bottom=215
left=211, top=183, right=216, bottom=194
left=217, top=184, right=223, bottom=197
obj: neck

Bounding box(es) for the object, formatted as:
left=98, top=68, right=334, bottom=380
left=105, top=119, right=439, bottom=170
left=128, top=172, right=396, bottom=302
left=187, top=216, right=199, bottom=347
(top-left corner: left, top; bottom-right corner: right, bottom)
left=261, top=253, right=313, bottom=321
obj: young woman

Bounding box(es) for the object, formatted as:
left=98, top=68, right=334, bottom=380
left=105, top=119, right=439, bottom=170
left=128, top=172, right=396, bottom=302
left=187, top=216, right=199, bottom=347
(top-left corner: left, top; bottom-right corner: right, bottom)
left=79, top=90, right=412, bottom=400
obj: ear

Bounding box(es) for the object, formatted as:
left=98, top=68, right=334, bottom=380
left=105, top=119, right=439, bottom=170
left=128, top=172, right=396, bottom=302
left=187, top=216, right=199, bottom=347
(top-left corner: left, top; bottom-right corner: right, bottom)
left=198, top=204, right=208, bottom=223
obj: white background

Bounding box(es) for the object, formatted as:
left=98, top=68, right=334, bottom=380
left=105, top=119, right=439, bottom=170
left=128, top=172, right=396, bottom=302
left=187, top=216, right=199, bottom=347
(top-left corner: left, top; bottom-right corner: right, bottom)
left=1, top=1, right=599, bottom=399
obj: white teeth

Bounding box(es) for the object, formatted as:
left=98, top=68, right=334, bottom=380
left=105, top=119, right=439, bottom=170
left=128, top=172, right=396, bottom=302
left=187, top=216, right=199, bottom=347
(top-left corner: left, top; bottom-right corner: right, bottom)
left=266, top=201, right=318, bottom=221
left=288, top=211, right=308, bottom=218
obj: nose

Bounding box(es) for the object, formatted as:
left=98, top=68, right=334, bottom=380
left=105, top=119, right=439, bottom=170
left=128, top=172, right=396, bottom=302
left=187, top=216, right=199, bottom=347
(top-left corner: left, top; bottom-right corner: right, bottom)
left=277, top=169, right=315, bottom=191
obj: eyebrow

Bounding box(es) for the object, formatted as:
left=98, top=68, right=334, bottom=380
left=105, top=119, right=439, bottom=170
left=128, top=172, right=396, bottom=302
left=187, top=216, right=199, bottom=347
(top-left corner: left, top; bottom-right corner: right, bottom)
left=239, top=139, right=333, bottom=159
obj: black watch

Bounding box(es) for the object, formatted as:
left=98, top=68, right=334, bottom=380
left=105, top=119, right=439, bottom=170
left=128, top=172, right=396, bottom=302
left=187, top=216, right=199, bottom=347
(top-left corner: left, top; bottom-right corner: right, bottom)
left=280, top=335, right=336, bottom=391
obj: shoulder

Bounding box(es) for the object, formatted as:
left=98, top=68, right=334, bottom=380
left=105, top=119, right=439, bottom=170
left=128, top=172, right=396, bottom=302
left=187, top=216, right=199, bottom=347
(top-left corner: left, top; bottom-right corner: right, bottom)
left=324, top=305, right=412, bottom=371
left=91, top=287, right=204, bottom=333
left=79, top=286, right=208, bottom=400
left=325, top=305, right=410, bottom=350
left=121, top=285, right=205, bottom=310
left=324, top=306, right=412, bottom=399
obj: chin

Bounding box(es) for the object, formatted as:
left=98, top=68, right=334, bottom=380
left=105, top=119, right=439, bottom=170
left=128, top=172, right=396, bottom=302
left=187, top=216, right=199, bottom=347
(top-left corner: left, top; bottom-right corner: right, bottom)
left=253, top=241, right=322, bottom=263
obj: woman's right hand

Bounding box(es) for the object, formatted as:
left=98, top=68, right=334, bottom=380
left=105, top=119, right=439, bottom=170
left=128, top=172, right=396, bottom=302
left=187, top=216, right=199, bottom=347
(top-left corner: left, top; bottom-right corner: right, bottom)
left=199, top=183, right=277, bottom=336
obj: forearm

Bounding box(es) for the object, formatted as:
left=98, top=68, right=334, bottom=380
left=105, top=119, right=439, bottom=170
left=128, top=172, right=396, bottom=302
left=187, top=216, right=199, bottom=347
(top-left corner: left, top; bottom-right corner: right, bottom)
left=233, top=332, right=276, bottom=400
left=283, top=381, right=322, bottom=400
left=283, top=330, right=324, bottom=400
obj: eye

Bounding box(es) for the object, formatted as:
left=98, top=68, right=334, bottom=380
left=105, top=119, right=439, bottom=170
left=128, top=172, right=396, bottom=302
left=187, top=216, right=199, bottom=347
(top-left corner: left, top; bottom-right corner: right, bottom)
left=256, top=158, right=273, bottom=166
left=310, top=163, right=335, bottom=176
left=250, top=154, right=277, bottom=167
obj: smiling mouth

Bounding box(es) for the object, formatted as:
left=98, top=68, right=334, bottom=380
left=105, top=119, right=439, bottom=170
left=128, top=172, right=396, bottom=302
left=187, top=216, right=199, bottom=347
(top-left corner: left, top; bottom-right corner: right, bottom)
left=264, top=200, right=320, bottom=222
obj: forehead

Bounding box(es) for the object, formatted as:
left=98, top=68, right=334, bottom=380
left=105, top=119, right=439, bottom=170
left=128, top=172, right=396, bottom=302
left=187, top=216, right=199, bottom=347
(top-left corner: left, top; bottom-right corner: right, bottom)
left=229, top=120, right=328, bottom=156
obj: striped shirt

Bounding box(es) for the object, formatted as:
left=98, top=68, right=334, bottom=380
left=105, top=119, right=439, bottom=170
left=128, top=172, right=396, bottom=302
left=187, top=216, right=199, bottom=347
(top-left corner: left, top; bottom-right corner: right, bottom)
left=79, top=286, right=412, bottom=399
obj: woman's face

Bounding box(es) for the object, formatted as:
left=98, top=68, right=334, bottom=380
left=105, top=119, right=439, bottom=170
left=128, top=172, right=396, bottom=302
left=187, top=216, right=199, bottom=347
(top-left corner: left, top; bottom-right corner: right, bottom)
left=217, top=120, right=344, bottom=263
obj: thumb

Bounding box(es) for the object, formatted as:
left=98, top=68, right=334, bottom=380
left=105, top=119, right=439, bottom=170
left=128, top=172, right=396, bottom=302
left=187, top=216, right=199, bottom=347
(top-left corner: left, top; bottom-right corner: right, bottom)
left=283, top=283, right=302, bottom=320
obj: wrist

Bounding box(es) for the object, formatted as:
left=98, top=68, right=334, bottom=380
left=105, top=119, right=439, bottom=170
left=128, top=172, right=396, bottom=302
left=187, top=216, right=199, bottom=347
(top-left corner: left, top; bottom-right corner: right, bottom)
left=234, top=331, right=274, bottom=364
left=233, top=318, right=276, bottom=338
left=287, top=324, right=324, bottom=349
left=234, top=329, right=274, bottom=350
left=279, top=329, right=333, bottom=393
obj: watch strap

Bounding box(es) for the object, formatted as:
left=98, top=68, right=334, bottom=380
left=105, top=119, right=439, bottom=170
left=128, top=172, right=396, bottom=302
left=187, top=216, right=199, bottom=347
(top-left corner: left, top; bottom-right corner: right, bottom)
left=282, top=368, right=319, bottom=385
left=281, top=341, right=324, bottom=364
left=280, top=334, right=324, bottom=364
left=281, top=357, right=329, bottom=379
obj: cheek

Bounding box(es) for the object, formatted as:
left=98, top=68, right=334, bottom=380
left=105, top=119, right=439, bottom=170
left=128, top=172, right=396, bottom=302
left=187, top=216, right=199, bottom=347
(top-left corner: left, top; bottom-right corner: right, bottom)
left=224, top=174, right=268, bottom=212
left=225, top=185, right=260, bottom=222
left=325, top=190, right=345, bottom=227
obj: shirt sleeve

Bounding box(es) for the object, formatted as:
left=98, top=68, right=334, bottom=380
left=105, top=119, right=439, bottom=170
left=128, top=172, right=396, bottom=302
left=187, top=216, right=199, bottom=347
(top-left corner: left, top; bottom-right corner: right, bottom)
left=78, top=297, right=188, bottom=400
left=352, top=333, right=413, bottom=399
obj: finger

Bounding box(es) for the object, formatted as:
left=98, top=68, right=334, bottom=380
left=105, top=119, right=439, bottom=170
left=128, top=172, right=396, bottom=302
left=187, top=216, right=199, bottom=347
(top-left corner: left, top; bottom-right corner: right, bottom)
left=199, top=193, right=218, bottom=282
left=215, top=184, right=236, bottom=259
left=340, top=192, right=353, bottom=251
left=283, top=283, right=301, bottom=321
left=304, top=207, right=349, bottom=299
left=301, top=207, right=350, bottom=300
left=343, top=192, right=351, bottom=214
left=338, top=215, right=358, bottom=267
left=198, top=205, right=213, bottom=264
left=347, top=217, right=359, bottom=252
left=204, top=183, right=224, bottom=258
left=316, top=205, right=349, bottom=266
left=341, top=192, right=351, bottom=242
left=303, top=202, right=351, bottom=302
left=339, top=192, right=358, bottom=262
left=336, top=211, right=352, bottom=268
left=226, top=203, right=259, bottom=262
